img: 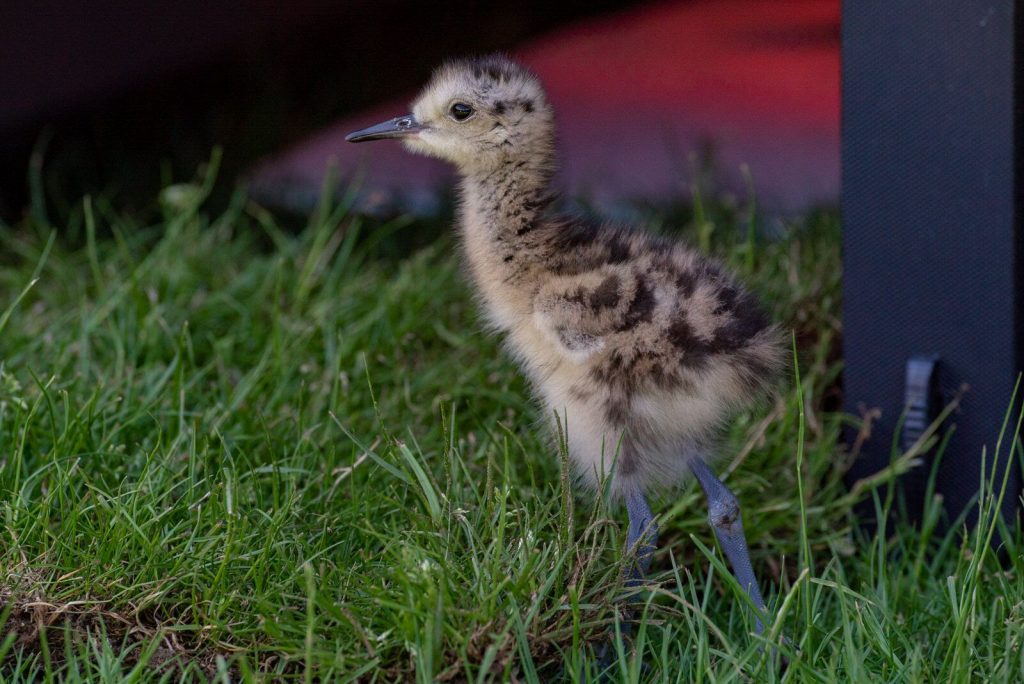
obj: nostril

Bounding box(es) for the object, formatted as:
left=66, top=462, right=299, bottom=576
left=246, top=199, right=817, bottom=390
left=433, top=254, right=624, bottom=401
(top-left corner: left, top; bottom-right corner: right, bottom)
left=397, top=118, right=412, bottom=128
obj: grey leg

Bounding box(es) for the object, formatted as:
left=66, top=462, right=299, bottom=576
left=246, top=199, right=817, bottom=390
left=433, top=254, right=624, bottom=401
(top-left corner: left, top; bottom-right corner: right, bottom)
left=624, top=488, right=658, bottom=588
left=595, top=489, right=659, bottom=672
left=689, top=458, right=768, bottom=634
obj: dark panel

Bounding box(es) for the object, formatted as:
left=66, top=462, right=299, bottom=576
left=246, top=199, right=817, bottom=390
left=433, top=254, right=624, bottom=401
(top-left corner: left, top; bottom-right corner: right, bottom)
left=842, top=1, right=1022, bottom=527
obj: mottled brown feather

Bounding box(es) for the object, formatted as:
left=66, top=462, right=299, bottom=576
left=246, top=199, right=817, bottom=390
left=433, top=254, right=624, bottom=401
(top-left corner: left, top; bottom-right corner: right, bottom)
left=396, top=55, right=785, bottom=496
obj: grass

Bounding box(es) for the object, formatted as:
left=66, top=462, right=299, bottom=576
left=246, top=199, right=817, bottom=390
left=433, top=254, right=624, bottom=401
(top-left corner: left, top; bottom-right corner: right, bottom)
left=1, top=158, right=1022, bottom=682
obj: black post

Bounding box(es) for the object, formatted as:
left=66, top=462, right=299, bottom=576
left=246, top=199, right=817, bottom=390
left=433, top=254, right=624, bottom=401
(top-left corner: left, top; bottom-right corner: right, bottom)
left=842, top=2, right=1023, bottom=528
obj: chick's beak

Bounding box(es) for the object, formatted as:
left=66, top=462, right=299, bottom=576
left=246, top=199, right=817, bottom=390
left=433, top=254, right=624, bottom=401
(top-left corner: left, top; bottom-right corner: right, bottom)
left=345, top=115, right=422, bottom=142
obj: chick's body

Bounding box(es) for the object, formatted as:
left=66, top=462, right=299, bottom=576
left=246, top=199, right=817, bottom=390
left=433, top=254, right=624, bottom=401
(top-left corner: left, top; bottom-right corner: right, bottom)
left=463, top=195, right=783, bottom=497
left=353, top=55, right=784, bottom=497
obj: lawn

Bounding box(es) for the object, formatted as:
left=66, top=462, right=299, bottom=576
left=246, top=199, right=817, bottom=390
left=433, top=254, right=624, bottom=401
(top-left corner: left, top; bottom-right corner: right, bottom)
left=1, top=159, right=1022, bottom=682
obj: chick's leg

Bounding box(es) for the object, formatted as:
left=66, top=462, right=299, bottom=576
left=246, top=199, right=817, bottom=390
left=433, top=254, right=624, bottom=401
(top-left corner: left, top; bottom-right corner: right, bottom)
left=689, top=457, right=767, bottom=634
left=594, top=488, right=659, bottom=673
left=624, top=488, right=659, bottom=587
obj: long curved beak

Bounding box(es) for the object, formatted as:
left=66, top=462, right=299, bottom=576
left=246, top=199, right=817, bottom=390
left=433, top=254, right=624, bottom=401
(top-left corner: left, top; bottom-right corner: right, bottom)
left=345, top=115, right=422, bottom=143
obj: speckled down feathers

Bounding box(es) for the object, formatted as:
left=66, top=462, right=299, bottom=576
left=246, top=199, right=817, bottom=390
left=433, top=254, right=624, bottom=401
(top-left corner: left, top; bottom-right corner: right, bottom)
left=401, top=55, right=785, bottom=497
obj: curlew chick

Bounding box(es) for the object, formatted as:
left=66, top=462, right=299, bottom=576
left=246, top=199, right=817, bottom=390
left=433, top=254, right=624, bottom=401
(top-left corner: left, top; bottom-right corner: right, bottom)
left=347, top=55, right=786, bottom=643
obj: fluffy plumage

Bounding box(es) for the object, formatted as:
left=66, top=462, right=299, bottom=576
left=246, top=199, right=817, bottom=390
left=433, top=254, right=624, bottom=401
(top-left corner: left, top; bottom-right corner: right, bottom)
left=383, top=55, right=784, bottom=496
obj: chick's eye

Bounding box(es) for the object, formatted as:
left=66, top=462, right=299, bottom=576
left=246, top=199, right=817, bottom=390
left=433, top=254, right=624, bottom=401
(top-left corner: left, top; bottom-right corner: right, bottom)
left=449, top=103, right=474, bottom=121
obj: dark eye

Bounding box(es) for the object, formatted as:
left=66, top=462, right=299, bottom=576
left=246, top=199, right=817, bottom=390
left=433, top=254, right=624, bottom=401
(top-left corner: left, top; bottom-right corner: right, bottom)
left=449, top=103, right=474, bottom=121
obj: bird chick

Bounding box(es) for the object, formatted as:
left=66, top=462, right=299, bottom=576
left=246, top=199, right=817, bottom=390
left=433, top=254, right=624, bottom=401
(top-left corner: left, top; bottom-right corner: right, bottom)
left=348, top=55, right=785, bottom=640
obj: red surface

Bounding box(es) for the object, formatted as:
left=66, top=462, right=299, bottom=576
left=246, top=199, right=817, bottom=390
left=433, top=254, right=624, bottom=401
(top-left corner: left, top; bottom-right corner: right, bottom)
left=251, top=0, right=839, bottom=213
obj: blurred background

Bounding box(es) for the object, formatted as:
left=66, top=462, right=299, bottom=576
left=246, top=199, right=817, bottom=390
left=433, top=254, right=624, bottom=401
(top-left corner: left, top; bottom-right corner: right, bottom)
left=0, top=0, right=839, bottom=223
